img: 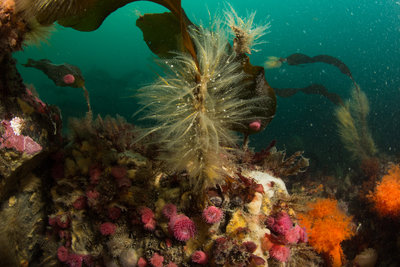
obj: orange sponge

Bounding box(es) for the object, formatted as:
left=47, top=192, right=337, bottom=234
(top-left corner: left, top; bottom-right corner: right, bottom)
left=298, top=198, right=354, bottom=267
left=367, top=164, right=400, bottom=218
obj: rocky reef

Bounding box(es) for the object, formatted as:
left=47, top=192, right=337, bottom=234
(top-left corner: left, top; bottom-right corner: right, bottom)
left=2, top=1, right=400, bottom=267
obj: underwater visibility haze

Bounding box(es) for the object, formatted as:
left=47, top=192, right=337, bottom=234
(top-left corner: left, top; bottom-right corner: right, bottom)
left=1, top=0, right=400, bottom=266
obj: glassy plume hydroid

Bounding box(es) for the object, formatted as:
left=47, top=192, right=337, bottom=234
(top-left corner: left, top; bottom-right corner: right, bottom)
left=136, top=20, right=270, bottom=190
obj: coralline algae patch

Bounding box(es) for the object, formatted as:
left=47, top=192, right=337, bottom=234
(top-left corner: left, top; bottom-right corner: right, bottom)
left=42, top=115, right=316, bottom=267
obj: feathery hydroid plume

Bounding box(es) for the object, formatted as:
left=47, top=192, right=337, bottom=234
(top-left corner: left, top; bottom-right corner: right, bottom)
left=224, top=3, right=270, bottom=54
left=24, top=17, right=54, bottom=45
left=136, top=22, right=269, bottom=190
left=335, top=85, right=377, bottom=161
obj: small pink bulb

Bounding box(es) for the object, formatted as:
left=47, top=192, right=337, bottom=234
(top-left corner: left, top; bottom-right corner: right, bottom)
left=249, top=120, right=261, bottom=131
left=63, top=74, right=75, bottom=84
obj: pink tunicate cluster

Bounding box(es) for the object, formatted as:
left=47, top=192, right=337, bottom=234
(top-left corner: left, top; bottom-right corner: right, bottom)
left=140, top=207, right=156, bottom=231
left=100, top=222, right=117, bottom=235
left=57, top=246, right=91, bottom=267
left=267, top=212, right=292, bottom=235
left=168, top=214, right=196, bottom=242
left=267, top=212, right=307, bottom=244
left=202, top=206, right=223, bottom=224
left=266, top=211, right=308, bottom=262
left=150, top=253, right=164, bottom=267
left=137, top=257, right=147, bottom=267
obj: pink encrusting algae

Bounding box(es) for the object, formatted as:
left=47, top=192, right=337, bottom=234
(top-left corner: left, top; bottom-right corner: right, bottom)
left=0, top=119, right=42, bottom=155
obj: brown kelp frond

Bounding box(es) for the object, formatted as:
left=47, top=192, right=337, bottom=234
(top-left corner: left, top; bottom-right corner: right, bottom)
left=136, top=22, right=271, bottom=191
left=335, top=85, right=377, bottom=161
left=224, top=3, right=270, bottom=54
left=15, top=0, right=94, bottom=25
left=274, top=84, right=344, bottom=106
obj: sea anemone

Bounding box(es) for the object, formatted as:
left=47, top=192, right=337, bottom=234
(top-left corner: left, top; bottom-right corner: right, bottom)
left=136, top=21, right=269, bottom=190
left=168, top=214, right=196, bottom=241
left=202, top=205, right=223, bottom=224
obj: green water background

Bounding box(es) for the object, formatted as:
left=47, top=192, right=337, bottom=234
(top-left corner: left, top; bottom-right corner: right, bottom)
left=14, top=0, right=400, bottom=175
